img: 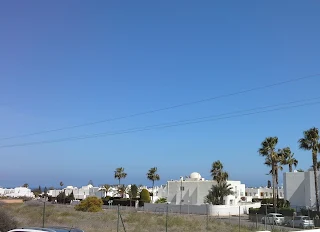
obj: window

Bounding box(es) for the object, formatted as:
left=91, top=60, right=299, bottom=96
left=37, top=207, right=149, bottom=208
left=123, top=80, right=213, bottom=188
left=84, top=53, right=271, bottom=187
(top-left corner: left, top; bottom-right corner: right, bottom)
left=245, top=192, right=248, bottom=196
left=230, top=199, right=233, bottom=205
left=180, top=186, right=184, bottom=191
left=260, top=192, right=264, bottom=197
left=265, top=192, right=268, bottom=197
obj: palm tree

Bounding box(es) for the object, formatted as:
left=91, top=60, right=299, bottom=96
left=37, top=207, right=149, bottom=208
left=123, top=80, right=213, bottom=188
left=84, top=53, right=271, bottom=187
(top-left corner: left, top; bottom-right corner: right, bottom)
left=59, top=181, right=65, bottom=204
left=210, top=160, right=229, bottom=184
left=298, top=127, right=320, bottom=212
left=259, top=136, right=278, bottom=210
left=204, top=182, right=234, bottom=205
left=280, top=147, right=298, bottom=172
left=114, top=167, right=127, bottom=186
left=147, top=167, right=160, bottom=201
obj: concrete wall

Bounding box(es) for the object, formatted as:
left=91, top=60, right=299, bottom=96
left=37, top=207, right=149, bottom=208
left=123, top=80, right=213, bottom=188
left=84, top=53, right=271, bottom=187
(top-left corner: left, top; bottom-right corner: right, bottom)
left=143, top=202, right=261, bottom=216
left=284, top=171, right=305, bottom=207
left=283, top=171, right=320, bottom=208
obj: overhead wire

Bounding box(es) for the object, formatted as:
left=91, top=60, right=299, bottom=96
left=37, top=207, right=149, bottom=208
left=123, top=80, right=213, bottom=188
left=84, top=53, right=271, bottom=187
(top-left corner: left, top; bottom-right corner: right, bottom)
left=1, top=96, right=319, bottom=149
left=0, top=73, right=319, bottom=141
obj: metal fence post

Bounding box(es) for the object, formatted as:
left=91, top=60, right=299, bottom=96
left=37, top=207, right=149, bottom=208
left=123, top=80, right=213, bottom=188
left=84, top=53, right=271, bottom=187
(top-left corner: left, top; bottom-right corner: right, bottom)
left=206, top=204, right=209, bottom=231
left=166, top=203, right=169, bottom=232
left=42, top=201, right=46, bottom=228
left=238, top=206, right=240, bottom=232
left=255, top=213, right=257, bottom=229
left=117, top=204, right=120, bottom=232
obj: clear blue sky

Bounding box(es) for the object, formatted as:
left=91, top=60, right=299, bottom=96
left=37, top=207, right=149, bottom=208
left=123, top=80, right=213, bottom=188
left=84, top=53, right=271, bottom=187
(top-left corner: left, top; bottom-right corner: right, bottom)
left=0, top=1, right=320, bottom=188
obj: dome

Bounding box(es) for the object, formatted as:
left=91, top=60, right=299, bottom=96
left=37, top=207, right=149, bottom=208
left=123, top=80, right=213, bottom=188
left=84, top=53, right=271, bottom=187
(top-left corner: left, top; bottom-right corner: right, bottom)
left=190, top=172, right=201, bottom=180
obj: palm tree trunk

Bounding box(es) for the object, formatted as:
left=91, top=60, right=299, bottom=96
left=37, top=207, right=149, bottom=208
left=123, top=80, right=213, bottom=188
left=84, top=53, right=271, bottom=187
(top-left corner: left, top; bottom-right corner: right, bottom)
left=289, top=164, right=292, bottom=172
left=272, top=161, right=276, bottom=212
left=276, top=167, right=279, bottom=209
left=312, top=151, right=320, bottom=212
left=152, top=181, right=154, bottom=202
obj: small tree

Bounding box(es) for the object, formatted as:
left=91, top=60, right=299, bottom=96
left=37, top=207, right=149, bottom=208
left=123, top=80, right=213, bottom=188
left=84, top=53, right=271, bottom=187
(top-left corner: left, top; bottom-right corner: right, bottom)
left=130, top=184, right=138, bottom=198
left=56, top=191, right=66, bottom=204
left=67, top=191, right=75, bottom=202
left=267, top=180, right=272, bottom=188
left=22, top=183, right=29, bottom=188
left=75, top=196, right=103, bottom=212
left=140, top=189, right=151, bottom=203
left=204, top=182, right=234, bottom=205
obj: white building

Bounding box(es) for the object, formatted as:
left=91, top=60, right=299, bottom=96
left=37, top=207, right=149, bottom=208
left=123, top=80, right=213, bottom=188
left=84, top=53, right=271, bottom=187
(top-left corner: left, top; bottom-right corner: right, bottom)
left=155, top=172, right=246, bottom=206
left=245, top=187, right=284, bottom=199
left=0, top=187, right=35, bottom=198
left=48, top=184, right=107, bottom=200
left=284, top=169, right=319, bottom=209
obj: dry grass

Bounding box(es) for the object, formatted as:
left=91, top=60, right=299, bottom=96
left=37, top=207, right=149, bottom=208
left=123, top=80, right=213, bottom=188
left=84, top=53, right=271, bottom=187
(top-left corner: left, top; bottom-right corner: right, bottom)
left=2, top=203, right=278, bottom=232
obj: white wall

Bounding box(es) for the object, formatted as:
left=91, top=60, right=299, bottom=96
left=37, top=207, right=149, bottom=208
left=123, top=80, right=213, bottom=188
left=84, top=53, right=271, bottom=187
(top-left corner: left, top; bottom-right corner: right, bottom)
left=283, top=171, right=319, bottom=208
left=143, top=202, right=261, bottom=216
left=166, top=179, right=245, bottom=206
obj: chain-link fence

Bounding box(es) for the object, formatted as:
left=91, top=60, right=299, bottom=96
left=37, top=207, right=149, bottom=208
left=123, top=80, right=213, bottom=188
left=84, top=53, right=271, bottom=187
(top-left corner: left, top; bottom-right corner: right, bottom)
left=16, top=200, right=302, bottom=231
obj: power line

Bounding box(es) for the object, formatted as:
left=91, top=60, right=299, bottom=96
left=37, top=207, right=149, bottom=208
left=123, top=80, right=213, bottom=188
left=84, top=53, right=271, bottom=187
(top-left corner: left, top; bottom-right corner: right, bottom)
left=0, top=73, right=319, bottom=141
left=1, top=97, right=319, bottom=149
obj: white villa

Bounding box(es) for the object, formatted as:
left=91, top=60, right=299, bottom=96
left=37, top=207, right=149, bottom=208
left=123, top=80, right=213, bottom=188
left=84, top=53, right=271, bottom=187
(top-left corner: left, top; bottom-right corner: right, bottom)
left=245, top=186, right=284, bottom=199
left=284, top=169, right=319, bottom=209
left=154, top=172, right=246, bottom=206
left=48, top=184, right=107, bottom=199
left=0, top=187, right=35, bottom=198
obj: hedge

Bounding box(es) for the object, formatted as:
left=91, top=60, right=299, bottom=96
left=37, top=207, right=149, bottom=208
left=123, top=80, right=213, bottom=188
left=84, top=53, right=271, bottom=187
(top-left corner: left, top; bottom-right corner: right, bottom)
left=249, top=207, right=295, bottom=216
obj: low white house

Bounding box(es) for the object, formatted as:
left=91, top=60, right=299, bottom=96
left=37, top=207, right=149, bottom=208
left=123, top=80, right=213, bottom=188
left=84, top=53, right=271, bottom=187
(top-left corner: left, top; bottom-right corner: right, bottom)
left=0, top=187, right=35, bottom=198
left=154, top=172, right=246, bottom=206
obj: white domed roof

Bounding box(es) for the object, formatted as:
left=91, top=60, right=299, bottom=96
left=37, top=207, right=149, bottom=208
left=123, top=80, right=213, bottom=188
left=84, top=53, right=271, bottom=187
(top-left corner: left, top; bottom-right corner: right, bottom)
left=190, top=172, right=201, bottom=180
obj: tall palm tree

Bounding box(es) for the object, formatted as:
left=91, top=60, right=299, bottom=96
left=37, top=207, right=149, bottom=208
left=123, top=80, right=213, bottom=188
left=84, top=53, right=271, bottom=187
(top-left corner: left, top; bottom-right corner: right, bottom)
left=259, top=136, right=278, bottom=210
left=59, top=181, right=65, bottom=204
left=147, top=167, right=160, bottom=201
left=280, top=147, right=298, bottom=172
left=114, top=167, right=127, bottom=186
left=298, top=127, right=320, bottom=212
left=210, top=160, right=229, bottom=184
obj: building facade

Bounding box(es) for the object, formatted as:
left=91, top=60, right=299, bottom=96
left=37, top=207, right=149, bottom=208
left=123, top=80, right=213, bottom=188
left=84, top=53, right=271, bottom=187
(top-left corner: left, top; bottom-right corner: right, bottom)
left=0, top=187, right=34, bottom=198
left=284, top=170, right=318, bottom=209
left=156, top=172, right=245, bottom=206
left=245, top=187, right=284, bottom=199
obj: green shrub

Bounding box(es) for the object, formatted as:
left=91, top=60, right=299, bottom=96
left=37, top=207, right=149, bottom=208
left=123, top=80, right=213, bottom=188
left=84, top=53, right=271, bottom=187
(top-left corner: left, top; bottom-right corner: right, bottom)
left=155, top=198, right=167, bottom=203
left=0, top=208, right=18, bottom=231
left=140, top=189, right=151, bottom=203
left=74, top=196, right=103, bottom=212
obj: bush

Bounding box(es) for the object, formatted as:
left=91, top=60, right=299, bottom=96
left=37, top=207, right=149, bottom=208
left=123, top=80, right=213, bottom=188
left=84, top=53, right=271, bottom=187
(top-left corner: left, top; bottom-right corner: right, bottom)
left=75, top=196, right=103, bottom=212
left=140, top=189, right=151, bottom=203
left=0, top=208, right=18, bottom=232
left=155, top=198, right=167, bottom=203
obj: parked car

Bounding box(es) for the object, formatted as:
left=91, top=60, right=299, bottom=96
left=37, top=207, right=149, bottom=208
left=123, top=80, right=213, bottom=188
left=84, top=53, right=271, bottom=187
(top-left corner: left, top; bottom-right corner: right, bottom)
left=288, top=216, right=314, bottom=229
left=7, top=227, right=84, bottom=232
left=261, top=213, right=285, bottom=225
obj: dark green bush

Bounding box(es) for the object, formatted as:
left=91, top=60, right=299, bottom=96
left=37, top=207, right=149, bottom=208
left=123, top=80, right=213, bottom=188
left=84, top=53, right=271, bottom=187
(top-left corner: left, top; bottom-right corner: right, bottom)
left=140, top=189, right=151, bottom=203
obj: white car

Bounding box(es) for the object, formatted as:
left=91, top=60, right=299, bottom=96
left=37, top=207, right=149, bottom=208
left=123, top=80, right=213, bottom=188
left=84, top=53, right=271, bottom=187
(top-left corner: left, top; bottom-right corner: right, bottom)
left=8, top=227, right=84, bottom=232
left=289, top=216, right=314, bottom=229
left=261, top=213, right=285, bottom=225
